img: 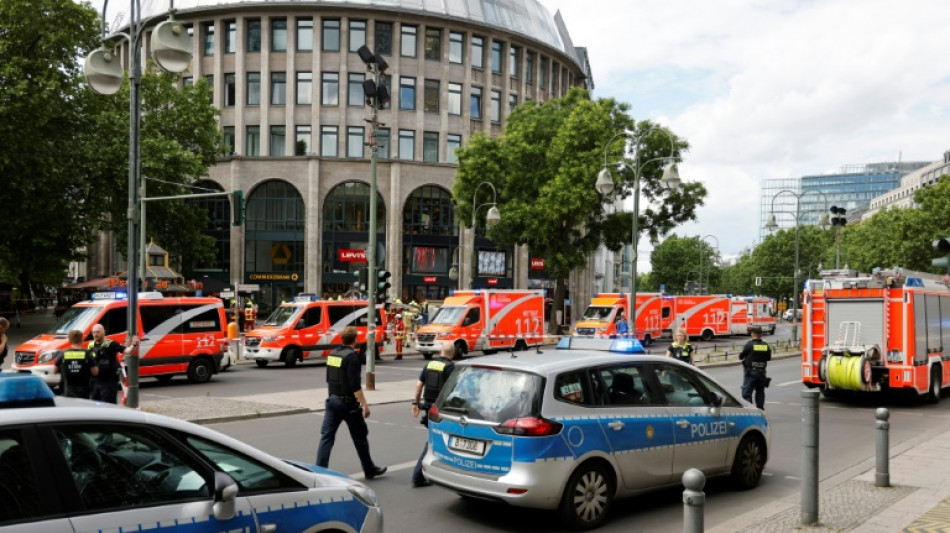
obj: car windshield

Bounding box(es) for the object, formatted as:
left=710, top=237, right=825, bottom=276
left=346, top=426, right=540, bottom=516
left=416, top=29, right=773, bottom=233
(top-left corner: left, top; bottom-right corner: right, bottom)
left=48, top=306, right=101, bottom=335
left=581, top=306, right=614, bottom=320
left=438, top=366, right=543, bottom=423
left=264, top=306, right=299, bottom=326
left=430, top=306, right=467, bottom=325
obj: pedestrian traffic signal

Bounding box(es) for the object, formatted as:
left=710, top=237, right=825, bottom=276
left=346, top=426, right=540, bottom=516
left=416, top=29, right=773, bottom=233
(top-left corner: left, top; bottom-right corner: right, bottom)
left=231, top=190, right=244, bottom=226
left=376, top=270, right=392, bottom=303
left=933, top=237, right=950, bottom=272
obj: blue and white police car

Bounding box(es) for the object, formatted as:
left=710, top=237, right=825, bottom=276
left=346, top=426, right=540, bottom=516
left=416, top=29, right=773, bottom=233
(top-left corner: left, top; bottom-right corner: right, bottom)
left=0, top=375, right=381, bottom=532
left=422, top=339, right=770, bottom=530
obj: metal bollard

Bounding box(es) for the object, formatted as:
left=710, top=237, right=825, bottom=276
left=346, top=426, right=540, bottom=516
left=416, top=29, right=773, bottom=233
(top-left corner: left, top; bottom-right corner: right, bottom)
left=801, top=389, right=820, bottom=526
left=875, top=407, right=890, bottom=487
left=682, top=468, right=705, bottom=533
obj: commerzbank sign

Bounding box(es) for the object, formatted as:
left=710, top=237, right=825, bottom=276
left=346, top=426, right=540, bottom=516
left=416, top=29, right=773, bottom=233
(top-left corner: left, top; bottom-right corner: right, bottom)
left=248, top=272, right=300, bottom=282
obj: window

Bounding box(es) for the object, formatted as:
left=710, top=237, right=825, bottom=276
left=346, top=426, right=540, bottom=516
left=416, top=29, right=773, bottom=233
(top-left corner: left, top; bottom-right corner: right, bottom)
left=321, top=125, right=338, bottom=156
left=400, top=24, right=417, bottom=57
left=471, top=35, right=484, bottom=69
left=376, top=127, right=390, bottom=159
left=374, top=21, right=392, bottom=55
left=224, top=20, right=236, bottom=53
left=599, top=365, right=654, bottom=406
left=322, top=19, right=340, bottom=51
left=490, top=90, right=500, bottom=122
left=403, top=185, right=456, bottom=236
left=271, top=18, right=287, bottom=51
left=423, top=79, right=439, bottom=113
left=0, top=429, right=45, bottom=522
left=140, top=305, right=176, bottom=332
left=295, top=125, right=311, bottom=155
left=223, top=73, right=236, bottom=106
left=399, top=76, right=415, bottom=110
left=654, top=364, right=706, bottom=406
left=449, top=31, right=463, bottom=64
left=182, top=76, right=193, bottom=86
left=509, top=45, right=520, bottom=78
left=491, top=40, right=503, bottom=73
left=349, top=20, right=366, bottom=52
left=246, top=72, right=261, bottom=105
left=296, top=71, right=312, bottom=105
left=423, top=131, right=438, bottom=162
left=222, top=126, right=235, bottom=155
left=508, top=93, right=517, bottom=111
left=446, top=133, right=461, bottom=163
left=526, top=51, right=535, bottom=83
left=246, top=19, right=261, bottom=52
left=202, top=22, right=214, bottom=56
left=246, top=125, right=260, bottom=156
left=470, top=86, right=482, bottom=119
left=270, top=72, right=286, bottom=105
left=185, top=435, right=300, bottom=494
left=297, top=18, right=313, bottom=51
left=270, top=125, right=285, bottom=156
left=347, top=126, right=364, bottom=158
left=398, top=129, right=414, bottom=160
left=348, top=73, right=365, bottom=106
left=554, top=370, right=591, bottom=405
left=551, top=63, right=559, bottom=93
left=424, top=27, right=441, bottom=60
left=321, top=72, right=339, bottom=105
left=447, top=82, right=461, bottom=115
left=539, top=56, right=547, bottom=87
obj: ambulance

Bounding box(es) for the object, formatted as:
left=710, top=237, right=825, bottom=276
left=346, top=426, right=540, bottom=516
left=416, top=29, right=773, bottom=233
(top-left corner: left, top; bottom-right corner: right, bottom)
left=12, top=291, right=229, bottom=386
left=670, top=294, right=776, bottom=341
left=243, top=294, right=386, bottom=367
left=414, top=289, right=544, bottom=359
left=801, top=268, right=950, bottom=401
left=571, top=292, right=672, bottom=346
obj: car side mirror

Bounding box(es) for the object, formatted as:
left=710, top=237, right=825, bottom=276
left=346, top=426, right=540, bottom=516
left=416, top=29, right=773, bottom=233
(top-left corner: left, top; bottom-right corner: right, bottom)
left=213, top=471, right=239, bottom=521
left=709, top=392, right=725, bottom=412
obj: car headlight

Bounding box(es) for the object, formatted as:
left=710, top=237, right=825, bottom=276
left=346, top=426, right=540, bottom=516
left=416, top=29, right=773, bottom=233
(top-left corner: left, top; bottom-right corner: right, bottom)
left=262, top=336, right=282, bottom=343
left=38, top=349, right=62, bottom=364
left=436, top=332, right=453, bottom=339
left=347, top=483, right=379, bottom=508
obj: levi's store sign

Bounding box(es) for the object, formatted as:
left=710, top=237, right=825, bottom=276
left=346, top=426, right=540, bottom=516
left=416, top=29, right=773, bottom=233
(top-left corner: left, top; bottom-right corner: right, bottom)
left=338, top=249, right=367, bottom=263
left=531, top=257, right=545, bottom=270
left=487, top=278, right=498, bottom=285
left=423, top=276, right=437, bottom=283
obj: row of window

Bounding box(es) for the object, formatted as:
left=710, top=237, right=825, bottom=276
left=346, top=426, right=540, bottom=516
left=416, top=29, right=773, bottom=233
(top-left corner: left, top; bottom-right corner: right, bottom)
left=191, top=17, right=559, bottom=88
left=224, top=125, right=462, bottom=162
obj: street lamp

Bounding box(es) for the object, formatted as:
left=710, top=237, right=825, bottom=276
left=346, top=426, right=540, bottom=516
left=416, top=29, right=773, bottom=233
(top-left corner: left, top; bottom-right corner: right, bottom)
left=699, top=234, right=719, bottom=294
left=466, top=182, right=501, bottom=289
left=595, top=127, right=683, bottom=337
left=83, top=0, right=192, bottom=408
left=765, top=189, right=828, bottom=343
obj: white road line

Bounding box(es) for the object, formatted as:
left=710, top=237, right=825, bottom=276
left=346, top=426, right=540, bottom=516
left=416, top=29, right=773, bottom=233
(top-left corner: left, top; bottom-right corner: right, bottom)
left=777, top=380, right=801, bottom=387
left=349, top=460, right=417, bottom=480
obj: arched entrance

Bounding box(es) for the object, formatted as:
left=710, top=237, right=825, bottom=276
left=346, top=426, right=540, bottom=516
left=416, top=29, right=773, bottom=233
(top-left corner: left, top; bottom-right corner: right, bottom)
left=322, top=181, right=386, bottom=298
left=402, top=185, right=458, bottom=302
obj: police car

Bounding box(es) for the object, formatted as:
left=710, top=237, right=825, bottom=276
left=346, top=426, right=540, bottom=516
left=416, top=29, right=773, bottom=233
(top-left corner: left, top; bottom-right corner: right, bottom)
left=422, top=338, right=770, bottom=530
left=0, top=374, right=381, bottom=532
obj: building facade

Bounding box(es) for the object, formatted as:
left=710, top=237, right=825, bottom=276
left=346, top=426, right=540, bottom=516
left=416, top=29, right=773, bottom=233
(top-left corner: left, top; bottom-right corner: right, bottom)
left=864, top=150, right=950, bottom=218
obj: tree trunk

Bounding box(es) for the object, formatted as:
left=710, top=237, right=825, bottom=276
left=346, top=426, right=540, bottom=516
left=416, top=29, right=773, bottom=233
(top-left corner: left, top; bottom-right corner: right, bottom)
left=548, top=277, right=567, bottom=335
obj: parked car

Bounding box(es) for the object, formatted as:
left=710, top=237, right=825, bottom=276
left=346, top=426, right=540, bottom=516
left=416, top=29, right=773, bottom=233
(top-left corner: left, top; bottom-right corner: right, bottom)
left=782, top=308, right=803, bottom=321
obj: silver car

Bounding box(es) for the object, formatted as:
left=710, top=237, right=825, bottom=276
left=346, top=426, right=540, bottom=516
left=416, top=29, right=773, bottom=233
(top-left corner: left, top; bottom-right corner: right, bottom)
left=422, top=342, right=770, bottom=530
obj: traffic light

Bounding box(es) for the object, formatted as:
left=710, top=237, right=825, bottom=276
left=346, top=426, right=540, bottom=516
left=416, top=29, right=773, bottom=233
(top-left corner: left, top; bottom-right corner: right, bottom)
left=376, top=270, right=392, bottom=303
left=231, top=190, right=244, bottom=226
left=933, top=237, right=950, bottom=272
left=830, top=206, right=847, bottom=227
left=352, top=267, right=367, bottom=291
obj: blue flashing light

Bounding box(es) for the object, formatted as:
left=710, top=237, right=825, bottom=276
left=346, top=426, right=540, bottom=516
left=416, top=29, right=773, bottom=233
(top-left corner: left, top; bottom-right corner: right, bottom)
left=906, top=277, right=924, bottom=288
left=609, top=338, right=645, bottom=354
left=92, top=290, right=128, bottom=300
left=0, top=375, right=55, bottom=407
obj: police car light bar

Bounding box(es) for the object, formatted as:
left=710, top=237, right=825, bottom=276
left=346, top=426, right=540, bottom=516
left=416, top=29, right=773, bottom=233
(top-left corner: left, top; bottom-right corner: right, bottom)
left=0, top=375, right=55, bottom=408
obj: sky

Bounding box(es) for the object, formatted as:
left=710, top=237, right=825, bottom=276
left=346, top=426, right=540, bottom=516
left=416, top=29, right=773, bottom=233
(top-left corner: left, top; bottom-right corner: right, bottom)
left=540, top=0, right=950, bottom=269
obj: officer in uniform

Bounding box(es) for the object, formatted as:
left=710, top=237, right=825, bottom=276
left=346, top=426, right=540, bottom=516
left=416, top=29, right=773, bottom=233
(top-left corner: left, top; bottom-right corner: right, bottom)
left=393, top=314, right=406, bottom=360
left=666, top=327, right=694, bottom=364
left=54, top=329, right=99, bottom=399
left=245, top=300, right=257, bottom=331
left=410, top=341, right=456, bottom=487
left=88, top=324, right=140, bottom=404
left=739, top=326, right=772, bottom=409
left=316, top=326, right=387, bottom=480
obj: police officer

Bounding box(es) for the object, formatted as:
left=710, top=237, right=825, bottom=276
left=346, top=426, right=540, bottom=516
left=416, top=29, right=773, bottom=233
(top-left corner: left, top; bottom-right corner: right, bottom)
left=88, top=324, right=139, bottom=404
left=316, top=326, right=387, bottom=480
left=739, top=326, right=772, bottom=409
left=53, top=329, right=99, bottom=399
left=410, top=341, right=456, bottom=487
left=666, top=327, right=694, bottom=364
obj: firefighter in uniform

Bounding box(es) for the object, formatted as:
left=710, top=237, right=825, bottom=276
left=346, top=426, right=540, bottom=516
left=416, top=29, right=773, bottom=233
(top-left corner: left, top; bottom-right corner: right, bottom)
left=393, top=314, right=406, bottom=360
left=666, top=327, right=695, bottom=365
left=316, top=326, right=387, bottom=480
left=739, top=326, right=772, bottom=409
left=244, top=300, right=256, bottom=331
left=411, top=341, right=456, bottom=487
left=88, top=324, right=139, bottom=404
left=54, top=329, right=99, bottom=399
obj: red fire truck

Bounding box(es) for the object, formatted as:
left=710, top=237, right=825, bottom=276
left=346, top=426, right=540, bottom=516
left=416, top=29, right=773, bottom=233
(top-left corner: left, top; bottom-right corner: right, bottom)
left=801, top=268, right=950, bottom=401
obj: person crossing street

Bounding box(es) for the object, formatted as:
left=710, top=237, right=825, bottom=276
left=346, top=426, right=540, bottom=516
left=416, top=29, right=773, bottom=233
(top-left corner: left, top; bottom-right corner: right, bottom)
left=410, top=341, right=456, bottom=487
left=739, top=326, right=772, bottom=409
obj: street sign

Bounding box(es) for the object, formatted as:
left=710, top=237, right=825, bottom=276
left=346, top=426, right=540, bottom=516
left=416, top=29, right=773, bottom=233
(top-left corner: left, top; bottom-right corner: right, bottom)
left=220, top=290, right=234, bottom=298
left=236, top=284, right=260, bottom=292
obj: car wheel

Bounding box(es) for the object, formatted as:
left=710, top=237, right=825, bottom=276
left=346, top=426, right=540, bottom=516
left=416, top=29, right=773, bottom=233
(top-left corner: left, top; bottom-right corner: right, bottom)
left=155, top=374, right=174, bottom=383
left=282, top=347, right=300, bottom=368
left=731, top=435, right=766, bottom=490
left=187, top=358, right=214, bottom=384
left=255, top=359, right=269, bottom=368
left=454, top=340, right=467, bottom=359
left=927, top=365, right=941, bottom=404
left=558, top=462, right=613, bottom=530
left=700, top=329, right=714, bottom=342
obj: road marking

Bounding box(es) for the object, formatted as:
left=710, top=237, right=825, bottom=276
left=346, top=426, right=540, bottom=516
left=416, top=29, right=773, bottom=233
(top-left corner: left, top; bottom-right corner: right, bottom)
left=349, top=460, right=416, bottom=480
left=777, top=380, right=801, bottom=387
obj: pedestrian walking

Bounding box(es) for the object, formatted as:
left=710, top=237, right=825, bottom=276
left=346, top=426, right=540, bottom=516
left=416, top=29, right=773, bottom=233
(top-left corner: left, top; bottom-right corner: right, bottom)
left=54, top=329, right=99, bottom=399
left=88, top=324, right=140, bottom=404
left=410, top=341, right=456, bottom=487
left=739, top=326, right=772, bottom=409
left=666, top=327, right=694, bottom=364
left=0, top=317, right=9, bottom=373
left=316, top=326, right=387, bottom=480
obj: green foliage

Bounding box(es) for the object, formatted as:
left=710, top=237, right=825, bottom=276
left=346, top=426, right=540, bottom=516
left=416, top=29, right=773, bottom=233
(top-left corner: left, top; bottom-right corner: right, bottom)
left=649, top=234, right=720, bottom=294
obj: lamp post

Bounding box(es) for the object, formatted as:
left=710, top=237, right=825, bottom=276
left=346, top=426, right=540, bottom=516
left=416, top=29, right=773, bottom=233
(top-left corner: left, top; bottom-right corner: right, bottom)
left=84, top=0, right=192, bottom=408
left=765, top=189, right=828, bottom=343
left=595, top=127, right=683, bottom=337
left=467, top=182, right=501, bottom=289
left=699, top=234, right=719, bottom=294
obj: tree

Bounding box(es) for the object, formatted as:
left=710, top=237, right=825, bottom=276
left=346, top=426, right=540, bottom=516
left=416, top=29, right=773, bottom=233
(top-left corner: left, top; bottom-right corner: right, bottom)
left=454, top=88, right=707, bottom=332
left=752, top=226, right=831, bottom=305
left=649, top=234, right=719, bottom=294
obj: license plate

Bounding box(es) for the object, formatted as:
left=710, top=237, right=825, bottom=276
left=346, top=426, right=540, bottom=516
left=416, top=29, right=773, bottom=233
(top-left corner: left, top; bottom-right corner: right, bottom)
left=449, top=436, right=486, bottom=455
